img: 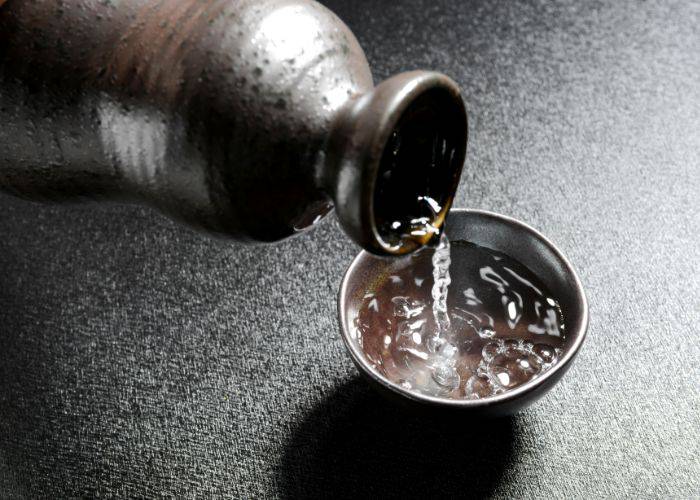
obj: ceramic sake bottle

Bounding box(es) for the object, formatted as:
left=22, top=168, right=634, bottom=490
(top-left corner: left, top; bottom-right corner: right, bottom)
left=0, top=0, right=467, bottom=254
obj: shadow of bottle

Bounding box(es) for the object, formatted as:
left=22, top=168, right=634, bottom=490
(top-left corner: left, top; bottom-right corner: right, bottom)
left=280, top=377, right=517, bottom=499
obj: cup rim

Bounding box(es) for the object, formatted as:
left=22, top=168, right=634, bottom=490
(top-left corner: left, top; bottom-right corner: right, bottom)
left=337, top=208, right=589, bottom=408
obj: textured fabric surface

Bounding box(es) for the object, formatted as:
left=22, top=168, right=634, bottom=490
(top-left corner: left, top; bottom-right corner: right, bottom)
left=1, top=0, right=698, bottom=497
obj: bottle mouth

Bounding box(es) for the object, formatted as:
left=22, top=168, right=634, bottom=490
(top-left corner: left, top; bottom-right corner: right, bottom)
left=325, top=71, right=468, bottom=256
left=372, top=84, right=467, bottom=254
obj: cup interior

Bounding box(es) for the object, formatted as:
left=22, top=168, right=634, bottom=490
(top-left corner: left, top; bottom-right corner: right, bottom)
left=338, top=209, right=588, bottom=411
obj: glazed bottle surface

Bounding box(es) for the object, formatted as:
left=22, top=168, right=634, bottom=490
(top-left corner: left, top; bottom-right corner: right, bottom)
left=0, top=0, right=467, bottom=254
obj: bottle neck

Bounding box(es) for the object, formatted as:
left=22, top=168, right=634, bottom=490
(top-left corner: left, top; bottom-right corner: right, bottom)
left=322, top=71, right=468, bottom=256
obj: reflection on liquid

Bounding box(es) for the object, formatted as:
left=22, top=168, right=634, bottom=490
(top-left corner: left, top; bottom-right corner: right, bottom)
left=352, top=240, right=566, bottom=400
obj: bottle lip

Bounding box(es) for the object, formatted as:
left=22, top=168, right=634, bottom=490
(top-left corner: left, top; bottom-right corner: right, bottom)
left=325, top=70, right=468, bottom=256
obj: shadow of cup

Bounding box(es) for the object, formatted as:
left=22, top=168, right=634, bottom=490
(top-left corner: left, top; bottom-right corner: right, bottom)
left=280, top=377, right=517, bottom=499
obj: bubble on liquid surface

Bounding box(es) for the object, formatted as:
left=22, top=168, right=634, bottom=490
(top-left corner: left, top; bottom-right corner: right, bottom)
left=392, top=296, right=425, bottom=318
left=353, top=239, right=566, bottom=400
left=426, top=334, right=446, bottom=354
left=482, top=342, right=500, bottom=362
left=465, top=373, right=495, bottom=399
left=487, top=350, right=543, bottom=390
left=432, top=362, right=460, bottom=391
left=533, top=343, right=558, bottom=364
left=478, top=327, right=496, bottom=339
left=503, top=339, right=520, bottom=351
left=437, top=341, right=458, bottom=359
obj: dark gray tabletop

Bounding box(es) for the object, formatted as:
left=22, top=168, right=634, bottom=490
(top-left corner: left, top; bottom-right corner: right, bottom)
left=1, top=0, right=698, bottom=497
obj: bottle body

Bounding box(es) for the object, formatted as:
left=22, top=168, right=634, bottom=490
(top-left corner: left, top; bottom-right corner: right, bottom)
left=0, top=0, right=467, bottom=254
left=0, top=0, right=373, bottom=241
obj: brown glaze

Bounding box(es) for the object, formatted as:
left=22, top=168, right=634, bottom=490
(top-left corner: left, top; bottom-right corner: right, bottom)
left=0, top=0, right=467, bottom=254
